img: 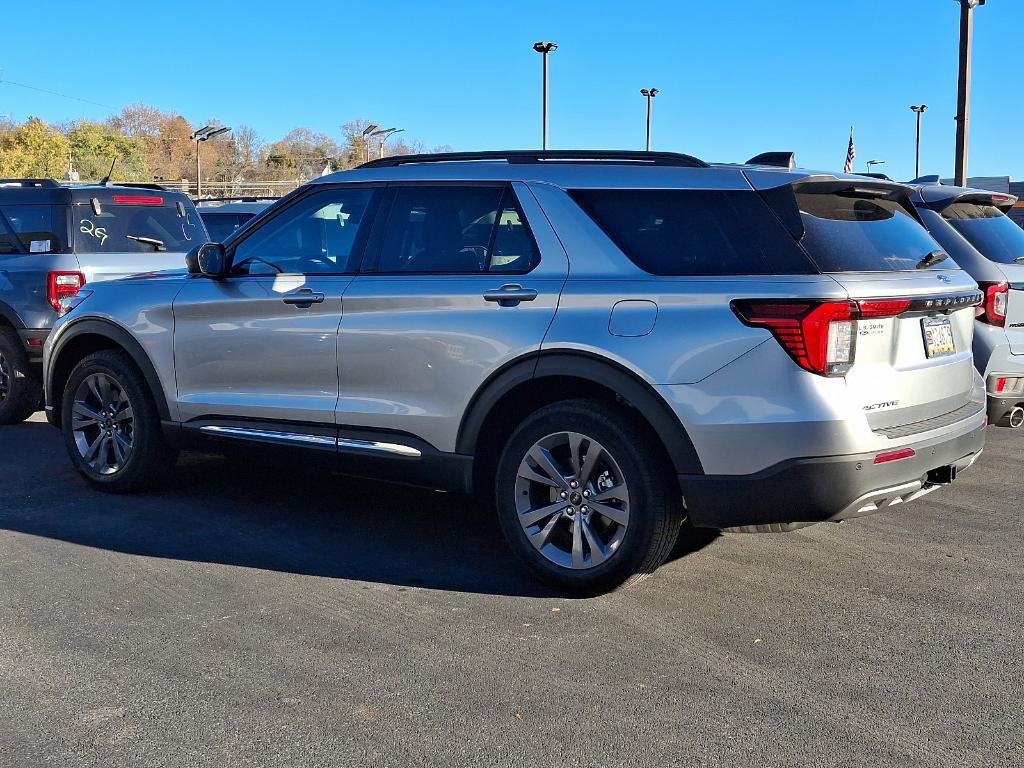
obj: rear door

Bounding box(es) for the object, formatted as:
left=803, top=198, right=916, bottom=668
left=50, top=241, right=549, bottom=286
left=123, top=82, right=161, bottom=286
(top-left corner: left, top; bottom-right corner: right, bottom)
left=72, top=191, right=207, bottom=281
left=939, top=198, right=1024, bottom=355
left=335, top=182, right=567, bottom=451
left=791, top=183, right=981, bottom=432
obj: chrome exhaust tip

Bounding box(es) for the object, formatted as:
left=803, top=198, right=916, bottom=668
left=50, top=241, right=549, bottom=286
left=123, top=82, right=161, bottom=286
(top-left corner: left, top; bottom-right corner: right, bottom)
left=1009, top=406, right=1024, bottom=429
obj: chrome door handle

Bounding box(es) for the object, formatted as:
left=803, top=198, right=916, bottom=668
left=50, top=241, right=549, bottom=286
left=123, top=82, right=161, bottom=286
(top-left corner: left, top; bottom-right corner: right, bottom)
left=483, top=284, right=538, bottom=307
left=282, top=290, right=325, bottom=307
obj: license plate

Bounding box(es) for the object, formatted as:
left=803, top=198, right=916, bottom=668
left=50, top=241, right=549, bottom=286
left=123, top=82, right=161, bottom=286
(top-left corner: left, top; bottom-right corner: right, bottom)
left=922, top=316, right=956, bottom=358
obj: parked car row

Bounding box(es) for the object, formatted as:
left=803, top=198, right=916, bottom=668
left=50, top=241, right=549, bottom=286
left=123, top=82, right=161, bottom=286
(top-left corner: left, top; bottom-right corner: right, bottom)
left=1, top=151, right=1022, bottom=594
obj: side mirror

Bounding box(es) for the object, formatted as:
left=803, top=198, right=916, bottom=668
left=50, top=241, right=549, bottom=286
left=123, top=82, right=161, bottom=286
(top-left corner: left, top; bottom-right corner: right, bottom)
left=186, top=242, right=228, bottom=277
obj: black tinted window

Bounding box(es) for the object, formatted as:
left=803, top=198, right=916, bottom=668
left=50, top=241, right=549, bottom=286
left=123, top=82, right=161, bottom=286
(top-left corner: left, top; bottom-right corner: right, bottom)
left=232, top=187, right=375, bottom=275
left=797, top=191, right=951, bottom=272
left=1, top=205, right=64, bottom=253
left=378, top=185, right=516, bottom=274
left=74, top=196, right=204, bottom=254
left=942, top=202, right=1024, bottom=265
left=200, top=212, right=246, bottom=242
left=569, top=189, right=812, bottom=276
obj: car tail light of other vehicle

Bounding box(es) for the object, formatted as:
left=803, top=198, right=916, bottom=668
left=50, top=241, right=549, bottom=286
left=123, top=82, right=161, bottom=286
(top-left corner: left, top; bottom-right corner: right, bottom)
left=732, top=298, right=912, bottom=377
left=111, top=195, right=164, bottom=206
left=976, top=282, right=1008, bottom=327
left=47, top=271, right=86, bottom=313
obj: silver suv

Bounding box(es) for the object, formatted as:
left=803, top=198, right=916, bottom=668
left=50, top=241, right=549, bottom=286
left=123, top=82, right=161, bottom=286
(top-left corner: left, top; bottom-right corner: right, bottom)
left=0, top=179, right=206, bottom=424
left=43, top=151, right=988, bottom=594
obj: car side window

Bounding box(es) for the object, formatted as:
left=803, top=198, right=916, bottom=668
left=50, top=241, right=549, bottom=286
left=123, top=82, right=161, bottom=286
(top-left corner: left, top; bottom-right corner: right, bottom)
left=0, top=205, right=63, bottom=253
left=489, top=190, right=540, bottom=273
left=231, top=187, right=375, bottom=275
left=377, top=185, right=522, bottom=274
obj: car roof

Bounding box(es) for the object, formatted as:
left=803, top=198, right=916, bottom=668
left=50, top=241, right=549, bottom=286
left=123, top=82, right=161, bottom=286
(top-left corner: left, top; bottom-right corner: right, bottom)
left=196, top=200, right=274, bottom=214
left=0, top=180, right=192, bottom=206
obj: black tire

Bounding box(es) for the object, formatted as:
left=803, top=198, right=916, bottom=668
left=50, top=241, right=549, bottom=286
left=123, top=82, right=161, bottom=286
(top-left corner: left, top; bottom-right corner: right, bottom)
left=0, top=326, right=42, bottom=425
left=60, top=349, right=177, bottom=493
left=495, top=399, right=683, bottom=596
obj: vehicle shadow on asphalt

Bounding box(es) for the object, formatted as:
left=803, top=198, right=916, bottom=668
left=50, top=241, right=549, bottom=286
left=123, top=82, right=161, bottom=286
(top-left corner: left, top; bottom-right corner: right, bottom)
left=0, top=422, right=718, bottom=598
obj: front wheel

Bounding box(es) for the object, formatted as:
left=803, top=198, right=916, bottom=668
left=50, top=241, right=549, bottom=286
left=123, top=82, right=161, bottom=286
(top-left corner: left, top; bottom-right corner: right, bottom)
left=495, top=399, right=683, bottom=595
left=61, top=349, right=177, bottom=493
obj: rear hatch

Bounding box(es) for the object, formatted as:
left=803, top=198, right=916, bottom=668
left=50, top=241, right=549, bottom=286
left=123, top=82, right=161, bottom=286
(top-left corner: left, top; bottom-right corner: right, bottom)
left=770, top=179, right=982, bottom=435
left=71, top=190, right=208, bottom=283
left=939, top=194, right=1024, bottom=355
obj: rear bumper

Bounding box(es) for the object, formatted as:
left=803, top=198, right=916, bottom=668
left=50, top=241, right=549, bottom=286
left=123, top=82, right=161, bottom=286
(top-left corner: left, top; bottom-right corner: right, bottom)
left=680, top=420, right=986, bottom=529
left=16, top=329, right=50, bottom=365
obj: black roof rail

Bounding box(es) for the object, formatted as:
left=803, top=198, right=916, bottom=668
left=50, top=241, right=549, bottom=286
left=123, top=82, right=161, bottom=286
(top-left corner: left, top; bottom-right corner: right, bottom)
left=194, top=196, right=279, bottom=204
left=745, top=152, right=796, bottom=170
left=0, top=178, right=61, bottom=188
left=359, top=149, right=709, bottom=169
left=111, top=182, right=168, bottom=191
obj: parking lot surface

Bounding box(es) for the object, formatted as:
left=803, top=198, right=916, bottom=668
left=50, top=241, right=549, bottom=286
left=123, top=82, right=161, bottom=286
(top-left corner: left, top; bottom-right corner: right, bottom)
left=1, top=414, right=1021, bottom=767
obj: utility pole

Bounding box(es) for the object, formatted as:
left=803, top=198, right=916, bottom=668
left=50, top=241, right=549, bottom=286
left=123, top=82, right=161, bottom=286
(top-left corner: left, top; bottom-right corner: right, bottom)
left=910, top=105, right=928, bottom=178
left=954, top=0, right=985, bottom=186
left=640, top=88, right=659, bottom=151
left=533, top=42, right=557, bottom=150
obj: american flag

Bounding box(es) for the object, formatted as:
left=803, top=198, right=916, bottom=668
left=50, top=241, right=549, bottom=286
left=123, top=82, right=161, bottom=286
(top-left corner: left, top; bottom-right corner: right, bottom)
left=844, top=127, right=856, bottom=174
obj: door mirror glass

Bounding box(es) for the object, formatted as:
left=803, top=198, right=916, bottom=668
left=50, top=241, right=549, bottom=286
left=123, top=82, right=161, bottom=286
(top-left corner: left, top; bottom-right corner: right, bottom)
left=187, top=242, right=228, bottom=277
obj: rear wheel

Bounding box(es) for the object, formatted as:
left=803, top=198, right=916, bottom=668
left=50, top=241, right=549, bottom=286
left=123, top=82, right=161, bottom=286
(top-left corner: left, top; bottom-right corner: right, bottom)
left=495, top=399, right=682, bottom=595
left=0, top=327, right=42, bottom=425
left=61, top=349, right=177, bottom=492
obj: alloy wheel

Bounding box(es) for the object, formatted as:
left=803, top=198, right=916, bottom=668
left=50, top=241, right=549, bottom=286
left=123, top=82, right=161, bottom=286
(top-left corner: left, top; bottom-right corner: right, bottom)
left=71, top=373, right=135, bottom=475
left=514, top=431, right=631, bottom=570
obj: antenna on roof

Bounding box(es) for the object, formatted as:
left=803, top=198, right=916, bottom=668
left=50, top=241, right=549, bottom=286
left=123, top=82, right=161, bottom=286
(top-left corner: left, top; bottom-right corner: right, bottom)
left=99, top=157, right=117, bottom=186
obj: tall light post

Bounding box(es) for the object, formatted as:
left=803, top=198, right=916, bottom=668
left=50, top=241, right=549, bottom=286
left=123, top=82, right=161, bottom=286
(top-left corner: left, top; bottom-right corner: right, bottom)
left=533, top=41, right=557, bottom=150
left=866, top=159, right=886, bottom=175
left=954, top=0, right=985, bottom=186
left=910, top=105, right=928, bottom=178
left=361, top=124, right=379, bottom=164
left=640, top=88, right=659, bottom=151
left=191, top=125, right=231, bottom=197
left=371, top=127, right=405, bottom=159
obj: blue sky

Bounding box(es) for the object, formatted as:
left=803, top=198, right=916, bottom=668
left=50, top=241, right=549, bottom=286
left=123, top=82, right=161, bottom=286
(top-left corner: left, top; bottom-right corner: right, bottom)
left=1, top=0, right=1021, bottom=181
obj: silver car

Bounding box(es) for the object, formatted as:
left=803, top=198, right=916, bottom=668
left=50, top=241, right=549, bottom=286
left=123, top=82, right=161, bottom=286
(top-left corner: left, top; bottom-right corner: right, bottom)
left=43, top=151, right=987, bottom=594
left=911, top=184, right=1024, bottom=428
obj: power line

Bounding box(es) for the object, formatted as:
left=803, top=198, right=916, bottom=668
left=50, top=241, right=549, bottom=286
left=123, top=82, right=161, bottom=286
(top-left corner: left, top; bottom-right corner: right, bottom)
left=0, top=77, right=116, bottom=110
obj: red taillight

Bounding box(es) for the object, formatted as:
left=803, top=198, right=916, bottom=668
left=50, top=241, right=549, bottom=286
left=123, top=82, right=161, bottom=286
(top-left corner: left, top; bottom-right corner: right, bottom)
left=976, top=282, right=1008, bottom=327
left=732, top=300, right=857, bottom=376
left=873, top=447, right=916, bottom=464
left=858, top=299, right=912, bottom=319
left=47, top=271, right=85, bottom=312
left=996, top=378, right=1007, bottom=393
left=111, top=195, right=163, bottom=206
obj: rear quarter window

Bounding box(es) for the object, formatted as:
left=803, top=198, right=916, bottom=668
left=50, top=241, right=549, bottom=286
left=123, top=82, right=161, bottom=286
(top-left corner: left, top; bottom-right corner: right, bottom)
left=568, top=189, right=814, bottom=276
left=797, top=191, right=953, bottom=272
left=0, top=205, right=65, bottom=253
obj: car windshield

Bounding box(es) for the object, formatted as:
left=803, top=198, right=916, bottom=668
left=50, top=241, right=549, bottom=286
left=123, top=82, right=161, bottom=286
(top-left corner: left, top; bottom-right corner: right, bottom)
left=941, top=202, right=1024, bottom=265
left=73, top=195, right=207, bottom=253
left=796, top=190, right=954, bottom=272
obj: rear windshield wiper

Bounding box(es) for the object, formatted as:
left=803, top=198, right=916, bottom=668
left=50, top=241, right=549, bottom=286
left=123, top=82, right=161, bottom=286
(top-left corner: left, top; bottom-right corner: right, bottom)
left=125, top=234, right=166, bottom=252
left=916, top=250, right=948, bottom=269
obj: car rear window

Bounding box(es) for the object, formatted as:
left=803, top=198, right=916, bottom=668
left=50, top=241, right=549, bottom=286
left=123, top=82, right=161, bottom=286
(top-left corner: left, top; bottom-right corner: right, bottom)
left=0, top=205, right=66, bottom=253
left=796, top=190, right=951, bottom=272
left=73, top=194, right=206, bottom=254
left=568, top=189, right=814, bottom=276
left=941, top=202, right=1024, bottom=265
left=200, top=211, right=250, bottom=242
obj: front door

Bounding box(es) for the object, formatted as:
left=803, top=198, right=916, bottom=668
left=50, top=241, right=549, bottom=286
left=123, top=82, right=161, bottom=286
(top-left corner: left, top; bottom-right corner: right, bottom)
left=336, top=182, right=568, bottom=452
left=172, top=185, right=379, bottom=425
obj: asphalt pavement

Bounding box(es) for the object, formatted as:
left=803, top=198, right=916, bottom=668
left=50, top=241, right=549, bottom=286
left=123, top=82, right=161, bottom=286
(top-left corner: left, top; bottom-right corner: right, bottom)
left=1, top=414, right=1021, bottom=768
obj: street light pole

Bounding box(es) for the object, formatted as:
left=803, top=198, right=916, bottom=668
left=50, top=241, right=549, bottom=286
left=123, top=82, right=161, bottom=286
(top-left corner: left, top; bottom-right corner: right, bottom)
left=371, top=128, right=405, bottom=159
left=361, top=124, right=379, bottom=164
left=533, top=42, right=557, bottom=150
left=910, top=105, right=928, bottom=178
left=954, top=0, right=985, bottom=186
left=190, top=125, right=232, bottom=197
left=866, top=159, right=886, bottom=175
left=640, top=88, right=659, bottom=151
